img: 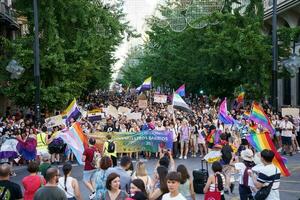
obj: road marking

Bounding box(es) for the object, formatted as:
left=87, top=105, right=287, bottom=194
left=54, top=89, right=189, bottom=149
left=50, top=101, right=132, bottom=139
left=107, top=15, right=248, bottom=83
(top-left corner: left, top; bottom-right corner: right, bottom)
left=280, top=180, right=300, bottom=183
left=279, top=189, right=300, bottom=193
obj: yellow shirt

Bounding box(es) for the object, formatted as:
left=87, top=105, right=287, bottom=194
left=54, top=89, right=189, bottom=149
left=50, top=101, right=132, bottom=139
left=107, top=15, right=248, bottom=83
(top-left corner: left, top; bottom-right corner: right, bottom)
left=37, top=132, right=48, bottom=151
left=104, top=141, right=117, bottom=158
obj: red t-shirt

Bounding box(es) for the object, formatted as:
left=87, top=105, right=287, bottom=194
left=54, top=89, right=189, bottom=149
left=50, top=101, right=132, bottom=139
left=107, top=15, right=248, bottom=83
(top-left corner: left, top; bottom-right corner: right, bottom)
left=83, top=146, right=96, bottom=170
left=22, top=175, right=46, bottom=200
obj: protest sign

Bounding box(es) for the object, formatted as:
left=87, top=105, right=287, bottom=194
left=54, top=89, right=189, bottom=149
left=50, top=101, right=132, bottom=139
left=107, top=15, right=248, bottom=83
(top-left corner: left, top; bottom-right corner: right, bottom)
left=107, top=105, right=118, bottom=119
left=138, top=100, right=148, bottom=108
left=282, top=107, right=299, bottom=118
left=167, top=105, right=174, bottom=113
left=127, top=112, right=142, bottom=120
left=154, top=94, right=167, bottom=103
left=118, top=106, right=131, bottom=115
left=45, top=115, right=64, bottom=128
left=89, top=130, right=173, bottom=153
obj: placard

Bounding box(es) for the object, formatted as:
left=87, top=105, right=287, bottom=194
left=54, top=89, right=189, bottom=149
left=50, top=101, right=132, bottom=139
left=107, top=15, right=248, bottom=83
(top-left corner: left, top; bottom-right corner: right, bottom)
left=127, top=112, right=142, bottom=120
left=107, top=105, right=119, bottom=119
left=45, top=115, right=64, bottom=128
left=282, top=107, right=299, bottom=118
left=167, top=105, right=174, bottom=113
left=138, top=100, right=148, bottom=108
left=154, top=94, right=167, bottom=103
left=118, top=106, right=131, bottom=115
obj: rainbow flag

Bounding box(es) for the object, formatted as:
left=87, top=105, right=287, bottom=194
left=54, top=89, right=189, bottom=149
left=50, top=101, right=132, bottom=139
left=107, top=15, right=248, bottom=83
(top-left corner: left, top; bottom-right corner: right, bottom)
left=175, top=84, right=185, bottom=97
left=218, top=98, right=235, bottom=124
left=236, top=87, right=245, bottom=104
left=249, top=102, right=275, bottom=135
left=246, top=131, right=290, bottom=177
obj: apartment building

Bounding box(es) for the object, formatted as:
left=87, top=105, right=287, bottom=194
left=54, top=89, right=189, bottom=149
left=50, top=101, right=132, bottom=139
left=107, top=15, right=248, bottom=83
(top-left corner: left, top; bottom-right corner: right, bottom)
left=263, top=0, right=300, bottom=107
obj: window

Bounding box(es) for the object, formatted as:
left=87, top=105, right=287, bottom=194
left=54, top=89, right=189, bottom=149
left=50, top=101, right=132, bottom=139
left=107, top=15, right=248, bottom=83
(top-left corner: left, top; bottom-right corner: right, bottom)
left=283, top=78, right=291, bottom=105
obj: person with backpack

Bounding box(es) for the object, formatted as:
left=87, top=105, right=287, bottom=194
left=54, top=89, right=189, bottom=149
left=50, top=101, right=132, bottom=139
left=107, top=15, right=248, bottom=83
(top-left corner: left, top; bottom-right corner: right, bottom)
left=103, top=135, right=117, bottom=167
left=82, top=137, right=97, bottom=199
left=233, top=149, right=256, bottom=200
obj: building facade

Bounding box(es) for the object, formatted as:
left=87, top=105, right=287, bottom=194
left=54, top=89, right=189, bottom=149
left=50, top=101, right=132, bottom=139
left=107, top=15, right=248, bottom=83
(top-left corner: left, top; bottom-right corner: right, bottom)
left=263, top=0, right=300, bottom=108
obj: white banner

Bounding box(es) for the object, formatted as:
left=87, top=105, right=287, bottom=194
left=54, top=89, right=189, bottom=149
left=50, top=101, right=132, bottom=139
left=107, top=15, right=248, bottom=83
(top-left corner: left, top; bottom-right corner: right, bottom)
left=154, top=94, right=167, bottom=103
left=45, top=115, right=64, bottom=128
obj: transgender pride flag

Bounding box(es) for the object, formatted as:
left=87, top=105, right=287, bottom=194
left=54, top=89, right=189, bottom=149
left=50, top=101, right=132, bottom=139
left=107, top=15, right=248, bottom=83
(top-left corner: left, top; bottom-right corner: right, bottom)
left=175, top=84, right=185, bottom=97
left=56, top=123, right=87, bottom=165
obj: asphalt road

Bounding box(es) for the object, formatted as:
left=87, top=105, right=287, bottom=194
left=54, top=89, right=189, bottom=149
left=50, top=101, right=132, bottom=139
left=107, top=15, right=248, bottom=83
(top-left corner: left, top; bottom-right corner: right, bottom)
left=10, top=153, right=300, bottom=200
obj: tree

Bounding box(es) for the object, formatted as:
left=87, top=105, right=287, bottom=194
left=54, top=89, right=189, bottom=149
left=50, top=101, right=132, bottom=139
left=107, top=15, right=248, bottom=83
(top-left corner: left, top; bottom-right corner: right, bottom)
left=0, top=0, right=131, bottom=111
left=121, top=0, right=272, bottom=100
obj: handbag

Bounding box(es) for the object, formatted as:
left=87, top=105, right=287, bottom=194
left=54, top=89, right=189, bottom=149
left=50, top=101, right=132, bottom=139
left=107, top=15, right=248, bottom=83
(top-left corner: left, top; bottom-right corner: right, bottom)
left=254, top=168, right=277, bottom=200
left=204, top=175, right=221, bottom=200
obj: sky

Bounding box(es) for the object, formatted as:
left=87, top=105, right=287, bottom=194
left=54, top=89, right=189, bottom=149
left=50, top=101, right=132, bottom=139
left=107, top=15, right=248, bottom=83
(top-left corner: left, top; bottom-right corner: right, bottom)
left=111, top=0, right=159, bottom=81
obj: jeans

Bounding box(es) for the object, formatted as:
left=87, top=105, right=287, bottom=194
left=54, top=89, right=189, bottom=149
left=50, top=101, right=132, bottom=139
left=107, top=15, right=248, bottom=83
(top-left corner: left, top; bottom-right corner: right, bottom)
left=239, top=184, right=253, bottom=200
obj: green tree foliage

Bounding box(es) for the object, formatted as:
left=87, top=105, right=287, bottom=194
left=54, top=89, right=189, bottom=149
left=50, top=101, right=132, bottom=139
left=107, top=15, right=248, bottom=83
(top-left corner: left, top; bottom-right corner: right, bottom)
left=121, top=0, right=272, bottom=100
left=1, top=0, right=131, bottom=110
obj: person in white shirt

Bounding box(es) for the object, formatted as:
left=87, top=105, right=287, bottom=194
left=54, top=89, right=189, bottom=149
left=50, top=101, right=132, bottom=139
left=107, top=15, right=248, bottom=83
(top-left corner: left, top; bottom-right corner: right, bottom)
left=162, top=171, right=186, bottom=200
left=279, top=116, right=294, bottom=156
left=248, top=149, right=281, bottom=200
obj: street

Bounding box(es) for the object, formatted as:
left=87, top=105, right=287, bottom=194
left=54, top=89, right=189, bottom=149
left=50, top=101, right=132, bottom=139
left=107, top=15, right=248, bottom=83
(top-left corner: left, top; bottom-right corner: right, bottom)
left=11, top=153, right=300, bottom=200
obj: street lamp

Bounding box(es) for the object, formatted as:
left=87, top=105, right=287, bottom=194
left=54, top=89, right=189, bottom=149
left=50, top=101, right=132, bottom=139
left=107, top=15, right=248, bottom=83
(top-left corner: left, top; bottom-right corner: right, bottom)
left=33, top=0, right=41, bottom=123
left=271, top=0, right=278, bottom=113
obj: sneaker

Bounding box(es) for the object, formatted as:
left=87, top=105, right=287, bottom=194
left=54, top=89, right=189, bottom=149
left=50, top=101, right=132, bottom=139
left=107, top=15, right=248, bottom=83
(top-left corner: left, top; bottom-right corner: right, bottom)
left=199, top=154, right=203, bottom=158
left=89, top=192, right=96, bottom=200
left=289, top=152, right=293, bottom=156
left=184, top=156, right=187, bottom=160
left=179, top=156, right=183, bottom=159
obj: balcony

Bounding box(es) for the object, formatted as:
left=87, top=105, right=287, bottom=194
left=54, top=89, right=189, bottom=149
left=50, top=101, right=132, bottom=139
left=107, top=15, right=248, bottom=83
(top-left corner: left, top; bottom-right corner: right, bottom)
left=0, top=2, right=19, bottom=29
left=264, top=0, right=300, bottom=20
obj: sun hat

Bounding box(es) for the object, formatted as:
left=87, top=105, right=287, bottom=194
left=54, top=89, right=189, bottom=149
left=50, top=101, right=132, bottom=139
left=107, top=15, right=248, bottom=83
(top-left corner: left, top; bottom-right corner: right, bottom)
left=241, top=149, right=254, bottom=162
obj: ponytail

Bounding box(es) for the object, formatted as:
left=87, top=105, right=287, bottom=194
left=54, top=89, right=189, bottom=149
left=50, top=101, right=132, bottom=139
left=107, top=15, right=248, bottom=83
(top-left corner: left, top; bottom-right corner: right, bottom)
left=62, top=163, right=72, bottom=192
left=216, top=174, right=224, bottom=191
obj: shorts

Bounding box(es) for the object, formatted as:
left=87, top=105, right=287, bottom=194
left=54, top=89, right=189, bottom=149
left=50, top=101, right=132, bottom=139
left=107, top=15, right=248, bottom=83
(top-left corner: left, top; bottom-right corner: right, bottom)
left=191, top=135, right=197, bottom=144
left=281, top=136, right=292, bottom=145
left=36, top=149, right=48, bottom=156
left=180, top=140, right=189, bottom=147
left=83, top=169, right=97, bottom=182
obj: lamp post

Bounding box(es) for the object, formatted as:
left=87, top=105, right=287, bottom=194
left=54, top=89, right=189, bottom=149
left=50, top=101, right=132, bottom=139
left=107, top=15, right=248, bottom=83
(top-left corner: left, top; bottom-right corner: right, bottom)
left=272, top=0, right=278, bottom=113
left=33, top=0, right=41, bottom=122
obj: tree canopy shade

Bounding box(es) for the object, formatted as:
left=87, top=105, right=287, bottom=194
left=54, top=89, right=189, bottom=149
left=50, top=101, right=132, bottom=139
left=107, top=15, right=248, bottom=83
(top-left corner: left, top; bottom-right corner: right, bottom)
left=120, top=0, right=274, bottom=100
left=0, top=0, right=133, bottom=111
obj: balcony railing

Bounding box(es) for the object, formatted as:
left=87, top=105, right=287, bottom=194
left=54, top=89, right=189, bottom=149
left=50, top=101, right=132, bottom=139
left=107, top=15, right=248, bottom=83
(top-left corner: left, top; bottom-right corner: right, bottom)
left=264, top=0, right=300, bottom=19
left=0, top=2, right=19, bottom=28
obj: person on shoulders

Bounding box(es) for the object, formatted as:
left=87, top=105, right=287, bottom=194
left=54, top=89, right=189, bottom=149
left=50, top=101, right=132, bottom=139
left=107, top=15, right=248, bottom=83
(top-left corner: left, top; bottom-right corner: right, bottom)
left=161, top=171, right=186, bottom=200
left=22, top=161, right=46, bottom=200
left=0, top=163, right=23, bottom=200
left=58, top=163, right=82, bottom=200
left=248, top=149, right=281, bottom=200
left=33, top=167, right=67, bottom=200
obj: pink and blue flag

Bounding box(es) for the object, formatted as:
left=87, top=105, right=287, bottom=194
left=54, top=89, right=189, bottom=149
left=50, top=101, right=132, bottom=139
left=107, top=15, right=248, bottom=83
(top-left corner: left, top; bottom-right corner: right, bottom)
left=176, top=84, right=185, bottom=97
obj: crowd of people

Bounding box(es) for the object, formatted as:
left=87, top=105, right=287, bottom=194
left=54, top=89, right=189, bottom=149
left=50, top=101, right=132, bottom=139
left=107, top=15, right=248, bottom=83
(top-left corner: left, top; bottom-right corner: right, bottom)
left=0, top=89, right=299, bottom=200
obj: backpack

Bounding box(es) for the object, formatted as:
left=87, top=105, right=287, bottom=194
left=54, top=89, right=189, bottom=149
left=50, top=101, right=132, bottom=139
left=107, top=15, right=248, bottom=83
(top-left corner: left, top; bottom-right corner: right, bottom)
left=107, top=141, right=115, bottom=153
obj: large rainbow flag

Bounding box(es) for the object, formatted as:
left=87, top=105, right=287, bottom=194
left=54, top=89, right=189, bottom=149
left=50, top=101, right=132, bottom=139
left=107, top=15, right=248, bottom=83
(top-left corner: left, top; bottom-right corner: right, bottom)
left=249, top=102, right=275, bottom=135
left=246, top=131, right=290, bottom=177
